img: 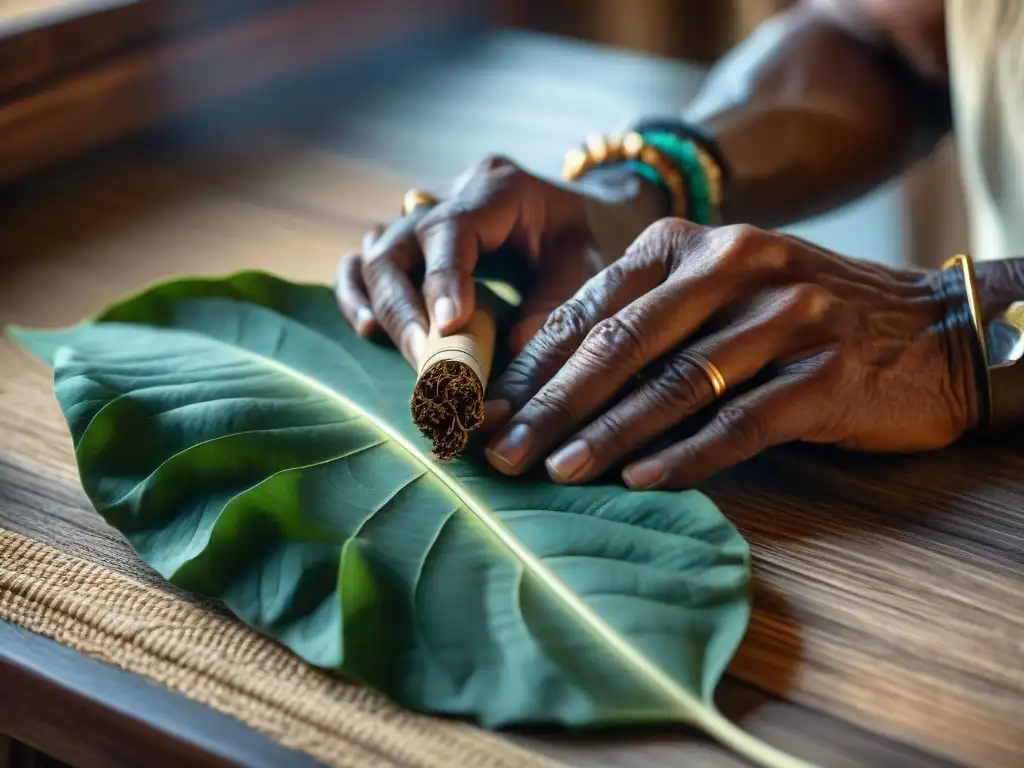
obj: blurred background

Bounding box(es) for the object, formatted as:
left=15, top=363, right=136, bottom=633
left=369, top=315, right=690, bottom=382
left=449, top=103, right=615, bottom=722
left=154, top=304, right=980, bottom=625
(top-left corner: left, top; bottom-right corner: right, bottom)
left=0, top=0, right=967, bottom=269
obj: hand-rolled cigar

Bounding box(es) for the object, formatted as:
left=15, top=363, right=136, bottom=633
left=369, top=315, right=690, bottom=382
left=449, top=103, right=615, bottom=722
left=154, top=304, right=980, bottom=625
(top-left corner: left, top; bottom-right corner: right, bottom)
left=410, top=295, right=497, bottom=461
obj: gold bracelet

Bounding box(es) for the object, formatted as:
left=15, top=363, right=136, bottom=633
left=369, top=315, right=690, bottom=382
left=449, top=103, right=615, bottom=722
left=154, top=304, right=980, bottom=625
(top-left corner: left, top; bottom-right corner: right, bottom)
left=562, top=131, right=688, bottom=219
left=943, top=253, right=992, bottom=424
left=694, top=144, right=723, bottom=213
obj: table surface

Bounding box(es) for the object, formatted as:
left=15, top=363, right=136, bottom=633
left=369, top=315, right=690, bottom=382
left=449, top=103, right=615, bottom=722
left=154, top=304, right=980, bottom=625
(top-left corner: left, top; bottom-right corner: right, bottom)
left=1, top=28, right=1023, bottom=768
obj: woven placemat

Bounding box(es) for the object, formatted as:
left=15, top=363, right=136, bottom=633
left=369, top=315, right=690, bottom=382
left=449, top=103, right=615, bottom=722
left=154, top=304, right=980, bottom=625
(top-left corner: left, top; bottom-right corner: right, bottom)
left=0, top=528, right=562, bottom=768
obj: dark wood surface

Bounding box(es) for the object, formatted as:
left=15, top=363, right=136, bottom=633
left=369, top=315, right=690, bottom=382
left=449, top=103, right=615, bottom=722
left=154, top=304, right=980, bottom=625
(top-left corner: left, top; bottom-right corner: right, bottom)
left=0, top=0, right=271, bottom=97
left=0, top=0, right=482, bottom=186
left=1, top=26, right=1022, bottom=768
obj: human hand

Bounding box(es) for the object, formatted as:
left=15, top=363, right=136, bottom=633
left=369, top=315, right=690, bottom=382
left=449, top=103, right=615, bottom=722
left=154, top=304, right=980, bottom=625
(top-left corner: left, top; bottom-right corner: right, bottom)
left=483, top=219, right=981, bottom=488
left=335, top=157, right=665, bottom=367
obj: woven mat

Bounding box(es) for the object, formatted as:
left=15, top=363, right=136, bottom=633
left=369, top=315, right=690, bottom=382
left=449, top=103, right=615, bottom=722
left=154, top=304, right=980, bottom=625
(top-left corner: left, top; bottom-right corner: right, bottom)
left=0, top=528, right=562, bottom=768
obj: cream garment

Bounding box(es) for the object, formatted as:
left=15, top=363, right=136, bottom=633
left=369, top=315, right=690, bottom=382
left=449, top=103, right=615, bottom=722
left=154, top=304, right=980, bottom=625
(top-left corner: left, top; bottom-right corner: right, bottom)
left=946, top=0, right=1024, bottom=260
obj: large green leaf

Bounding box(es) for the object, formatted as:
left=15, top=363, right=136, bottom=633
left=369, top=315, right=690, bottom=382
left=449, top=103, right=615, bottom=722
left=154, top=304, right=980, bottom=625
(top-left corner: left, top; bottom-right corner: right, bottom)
left=10, top=272, right=808, bottom=767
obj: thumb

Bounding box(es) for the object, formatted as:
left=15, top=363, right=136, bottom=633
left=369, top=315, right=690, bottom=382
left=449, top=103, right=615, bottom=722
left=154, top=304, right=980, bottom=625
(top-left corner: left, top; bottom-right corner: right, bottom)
left=417, top=158, right=542, bottom=336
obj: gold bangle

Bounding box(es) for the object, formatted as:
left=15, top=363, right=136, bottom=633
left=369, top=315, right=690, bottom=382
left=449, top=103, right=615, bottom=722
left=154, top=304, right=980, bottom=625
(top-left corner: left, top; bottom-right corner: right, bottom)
left=694, top=145, right=724, bottom=213
left=943, top=253, right=992, bottom=423
left=561, top=131, right=688, bottom=219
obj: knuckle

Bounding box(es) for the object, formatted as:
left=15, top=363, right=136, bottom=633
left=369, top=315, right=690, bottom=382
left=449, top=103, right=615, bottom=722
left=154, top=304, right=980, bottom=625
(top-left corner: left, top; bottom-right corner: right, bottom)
left=644, top=356, right=708, bottom=410
left=362, top=240, right=395, bottom=270
left=372, top=294, right=401, bottom=327
left=718, top=223, right=765, bottom=255
left=582, top=315, right=647, bottom=367
left=414, top=199, right=485, bottom=253
left=539, top=298, right=592, bottom=349
left=414, top=204, right=459, bottom=236
left=529, top=382, right=583, bottom=429
left=719, top=223, right=761, bottom=248
left=645, top=216, right=688, bottom=241
left=717, top=224, right=789, bottom=273
left=629, top=217, right=690, bottom=267
left=588, top=406, right=635, bottom=448
left=368, top=284, right=410, bottom=329
left=451, top=155, right=521, bottom=196
left=715, top=404, right=769, bottom=448
left=782, top=283, right=835, bottom=324
left=478, top=154, right=518, bottom=173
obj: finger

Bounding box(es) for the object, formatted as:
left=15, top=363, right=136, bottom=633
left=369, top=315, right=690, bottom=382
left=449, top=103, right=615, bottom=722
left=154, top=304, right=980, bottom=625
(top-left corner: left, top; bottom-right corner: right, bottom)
left=508, top=240, right=606, bottom=355
left=417, top=208, right=480, bottom=335
left=362, top=210, right=437, bottom=368
left=361, top=254, right=428, bottom=370
left=483, top=246, right=670, bottom=453
left=487, top=221, right=777, bottom=476
left=622, top=375, right=821, bottom=489
left=544, top=285, right=836, bottom=484
left=417, top=158, right=537, bottom=335
left=335, top=226, right=384, bottom=336
left=335, top=253, right=378, bottom=336
left=481, top=249, right=671, bottom=460
left=362, top=226, right=384, bottom=255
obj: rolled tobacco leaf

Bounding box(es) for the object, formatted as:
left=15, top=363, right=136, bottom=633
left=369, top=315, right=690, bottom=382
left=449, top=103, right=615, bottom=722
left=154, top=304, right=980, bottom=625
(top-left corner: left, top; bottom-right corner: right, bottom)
left=410, top=298, right=497, bottom=461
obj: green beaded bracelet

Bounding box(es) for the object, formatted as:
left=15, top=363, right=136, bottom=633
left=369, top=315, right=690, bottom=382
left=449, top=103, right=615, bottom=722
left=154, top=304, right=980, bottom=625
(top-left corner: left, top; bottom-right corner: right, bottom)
left=641, top=131, right=716, bottom=225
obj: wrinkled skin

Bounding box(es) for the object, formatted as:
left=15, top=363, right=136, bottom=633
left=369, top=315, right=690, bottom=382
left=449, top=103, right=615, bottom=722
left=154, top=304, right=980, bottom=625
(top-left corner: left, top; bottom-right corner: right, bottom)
left=336, top=159, right=979, bottom=489
left=335, top=157, right=634, bottom=368
left=484, top=219, right=978, bottom=489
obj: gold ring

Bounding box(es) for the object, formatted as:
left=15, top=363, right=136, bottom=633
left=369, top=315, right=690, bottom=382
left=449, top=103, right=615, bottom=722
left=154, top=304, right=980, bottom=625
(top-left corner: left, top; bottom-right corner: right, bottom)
left=678, top=351, right=727, bottom=398
left=401, top=189, right=439, bottom=216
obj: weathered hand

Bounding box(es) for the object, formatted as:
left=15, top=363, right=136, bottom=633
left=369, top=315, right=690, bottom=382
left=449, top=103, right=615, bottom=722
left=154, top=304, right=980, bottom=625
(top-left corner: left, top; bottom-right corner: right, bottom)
left=335, top=157, right=663, bottom=367
left=484, top=219, right=980, bottom=488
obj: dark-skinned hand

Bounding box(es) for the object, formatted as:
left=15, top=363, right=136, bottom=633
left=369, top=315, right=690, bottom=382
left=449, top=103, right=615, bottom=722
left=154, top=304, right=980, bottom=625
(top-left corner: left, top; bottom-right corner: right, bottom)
left=483, top=218, right=980, bottom=488
left=335, top=157, right=664, bottom=369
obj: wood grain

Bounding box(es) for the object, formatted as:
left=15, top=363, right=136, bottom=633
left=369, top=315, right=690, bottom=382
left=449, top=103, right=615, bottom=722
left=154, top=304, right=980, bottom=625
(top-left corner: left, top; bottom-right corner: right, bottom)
left=1, top=27, right=1021, bottom=768
left=0, top=0, right=478, bottom=186
left=0, top=137, right=982, bottom=768
left=0, top=0, right=287, bottom=98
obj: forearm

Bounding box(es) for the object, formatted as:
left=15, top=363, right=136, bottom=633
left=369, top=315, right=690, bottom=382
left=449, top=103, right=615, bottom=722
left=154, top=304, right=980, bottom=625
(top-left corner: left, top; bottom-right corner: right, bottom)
left=682, top=1, right=951, bottom=228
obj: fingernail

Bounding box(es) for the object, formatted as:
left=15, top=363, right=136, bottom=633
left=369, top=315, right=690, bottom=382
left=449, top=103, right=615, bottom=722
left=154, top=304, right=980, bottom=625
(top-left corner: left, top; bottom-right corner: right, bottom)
left=486, top=423, right=533, bottom=471
left=434, top=297, right=458, bottom=332
left=546, top=439, right=593, bottom=483
left=355, top=306, right=374, bottom=335
left=623, top=459, right=666, bottom=490
left=483, top=399, right=511, bottom=426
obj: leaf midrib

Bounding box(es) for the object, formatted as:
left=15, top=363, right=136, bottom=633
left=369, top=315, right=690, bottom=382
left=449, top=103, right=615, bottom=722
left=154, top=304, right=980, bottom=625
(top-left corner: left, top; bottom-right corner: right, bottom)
left=182, top=328, right=708, bottom=719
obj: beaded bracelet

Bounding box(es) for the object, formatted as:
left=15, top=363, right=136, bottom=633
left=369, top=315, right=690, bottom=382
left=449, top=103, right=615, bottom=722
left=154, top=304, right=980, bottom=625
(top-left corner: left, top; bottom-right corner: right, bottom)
left=561, top=130, right=723, bottom=225
left=562, top=132, right=689, bottom=219
left=631, top=118, right=732, bottom=187
left=643, top=131, right=723, bottom=225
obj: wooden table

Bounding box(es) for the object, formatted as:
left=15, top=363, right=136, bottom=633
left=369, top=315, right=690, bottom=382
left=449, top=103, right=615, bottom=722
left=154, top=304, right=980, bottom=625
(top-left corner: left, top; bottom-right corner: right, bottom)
left=2, top=27, right=1023, bottom=768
